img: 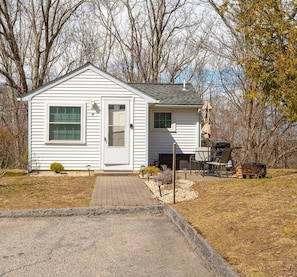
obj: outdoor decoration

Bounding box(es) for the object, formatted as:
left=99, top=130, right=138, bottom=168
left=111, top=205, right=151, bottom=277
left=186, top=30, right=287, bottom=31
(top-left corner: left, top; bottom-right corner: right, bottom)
left=201, top=101, right=212, bottom=142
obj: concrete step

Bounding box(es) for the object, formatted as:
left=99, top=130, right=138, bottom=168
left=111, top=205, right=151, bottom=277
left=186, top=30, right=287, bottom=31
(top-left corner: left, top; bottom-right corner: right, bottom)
left=94, top=171, right=139, bottom=176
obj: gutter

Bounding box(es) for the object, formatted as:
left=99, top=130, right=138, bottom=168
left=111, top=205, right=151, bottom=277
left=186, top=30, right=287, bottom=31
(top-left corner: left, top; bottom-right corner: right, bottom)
left=154, top=104, right=202, bottom=108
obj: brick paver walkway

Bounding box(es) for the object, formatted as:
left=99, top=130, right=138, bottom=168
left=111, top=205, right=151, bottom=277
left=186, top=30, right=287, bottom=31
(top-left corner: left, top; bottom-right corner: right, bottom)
left=90, top=175, right=159, bottom=206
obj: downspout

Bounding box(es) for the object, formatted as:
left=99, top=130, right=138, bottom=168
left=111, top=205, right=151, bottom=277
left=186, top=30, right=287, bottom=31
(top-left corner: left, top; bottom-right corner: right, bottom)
left=198, top=108, right=202, bottom=147
left=145, top=102, right=149, bottom=166
left=27, top=100, right=32, bottom=172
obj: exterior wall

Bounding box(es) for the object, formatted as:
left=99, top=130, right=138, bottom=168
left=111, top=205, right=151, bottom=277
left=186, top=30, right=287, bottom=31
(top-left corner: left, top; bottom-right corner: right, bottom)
left=29, top=69, right=147, bottom=171
left=133, top=97, right=147, bottom=169
left=148, top=108, right=199, bottom=165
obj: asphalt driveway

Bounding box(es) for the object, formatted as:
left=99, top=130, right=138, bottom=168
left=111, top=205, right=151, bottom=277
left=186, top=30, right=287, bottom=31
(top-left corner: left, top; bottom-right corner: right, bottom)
left=0, top=206, right=238, bottom=277
left=1, top=212, right=212, bottom=276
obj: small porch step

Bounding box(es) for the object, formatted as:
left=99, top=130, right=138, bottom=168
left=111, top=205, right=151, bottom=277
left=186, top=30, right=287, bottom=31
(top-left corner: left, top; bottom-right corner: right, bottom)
left=94, top=171, right=139, bottom=176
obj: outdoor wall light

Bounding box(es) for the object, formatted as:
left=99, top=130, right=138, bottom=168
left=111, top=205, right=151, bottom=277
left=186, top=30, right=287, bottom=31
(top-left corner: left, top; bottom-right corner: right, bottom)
left=91, top=100, right=96, bottom=110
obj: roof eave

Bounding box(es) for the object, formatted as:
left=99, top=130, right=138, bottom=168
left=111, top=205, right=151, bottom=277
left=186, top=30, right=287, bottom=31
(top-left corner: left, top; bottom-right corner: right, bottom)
left=153, top=104, right=203, bottom=108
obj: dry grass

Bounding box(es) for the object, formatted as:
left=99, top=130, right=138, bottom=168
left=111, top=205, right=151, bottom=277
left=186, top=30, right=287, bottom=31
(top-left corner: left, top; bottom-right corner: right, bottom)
left=173, top=169, right=297, bottom=277
left=0, top=172, right=96, bottom=210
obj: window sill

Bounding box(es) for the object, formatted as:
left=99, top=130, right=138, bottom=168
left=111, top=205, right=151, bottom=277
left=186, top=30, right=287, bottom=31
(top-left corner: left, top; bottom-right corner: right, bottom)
left=45, top=141, right=86, bottom=145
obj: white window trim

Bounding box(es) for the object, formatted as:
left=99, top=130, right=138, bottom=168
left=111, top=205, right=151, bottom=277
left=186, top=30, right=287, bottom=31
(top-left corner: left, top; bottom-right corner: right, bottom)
left=45, top=103, right=86, bottom=144
left=151, top=110, right=176, bottom=132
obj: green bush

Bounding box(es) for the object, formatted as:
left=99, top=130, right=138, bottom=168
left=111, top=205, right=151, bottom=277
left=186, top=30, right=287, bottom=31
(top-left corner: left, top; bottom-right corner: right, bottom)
left=50, top=162, right=64, bottom=173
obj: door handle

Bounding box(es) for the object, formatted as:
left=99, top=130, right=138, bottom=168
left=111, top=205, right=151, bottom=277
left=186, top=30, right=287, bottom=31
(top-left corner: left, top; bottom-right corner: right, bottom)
left=104, top=137, right=107, bottom=143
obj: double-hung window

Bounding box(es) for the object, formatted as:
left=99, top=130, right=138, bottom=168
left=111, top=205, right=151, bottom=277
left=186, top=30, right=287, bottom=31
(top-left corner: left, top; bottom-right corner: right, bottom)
left=47, top=105, right=85, bottom=143
left=152, top=111, right=175, bottom=132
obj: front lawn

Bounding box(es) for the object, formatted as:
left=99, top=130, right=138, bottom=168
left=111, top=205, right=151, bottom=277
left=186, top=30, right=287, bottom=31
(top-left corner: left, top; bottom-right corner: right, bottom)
left=0, top=173, right=96, bottom=210
left=173, top=169, right=297, bottom=277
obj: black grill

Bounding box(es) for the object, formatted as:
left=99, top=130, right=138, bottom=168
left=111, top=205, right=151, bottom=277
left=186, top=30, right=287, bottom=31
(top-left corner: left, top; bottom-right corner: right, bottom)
left=211, top=141, right=230, bottom=160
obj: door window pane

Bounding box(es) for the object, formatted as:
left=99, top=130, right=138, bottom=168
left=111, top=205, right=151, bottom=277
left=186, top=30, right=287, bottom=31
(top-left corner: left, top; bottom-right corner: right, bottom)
left=108, top=104, right=125, bottom=146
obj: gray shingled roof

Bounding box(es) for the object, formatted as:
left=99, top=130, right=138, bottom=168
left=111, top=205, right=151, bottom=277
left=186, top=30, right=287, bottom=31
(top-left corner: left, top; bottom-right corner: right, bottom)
left=130, top=83, right=202, bottom=106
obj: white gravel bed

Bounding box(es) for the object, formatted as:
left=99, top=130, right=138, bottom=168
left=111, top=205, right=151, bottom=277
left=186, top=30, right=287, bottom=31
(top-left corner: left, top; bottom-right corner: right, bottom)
left=145, top=179, right=198, bottom=204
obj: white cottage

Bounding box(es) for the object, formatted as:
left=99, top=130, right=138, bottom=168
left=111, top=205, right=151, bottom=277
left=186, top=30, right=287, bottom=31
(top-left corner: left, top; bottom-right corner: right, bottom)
left=21, top=63, right=203, bottom=172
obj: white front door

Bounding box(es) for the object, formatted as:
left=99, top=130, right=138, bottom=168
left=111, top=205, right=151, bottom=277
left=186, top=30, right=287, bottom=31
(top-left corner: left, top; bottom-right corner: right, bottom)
left=103, top=99, right=131, bottom=170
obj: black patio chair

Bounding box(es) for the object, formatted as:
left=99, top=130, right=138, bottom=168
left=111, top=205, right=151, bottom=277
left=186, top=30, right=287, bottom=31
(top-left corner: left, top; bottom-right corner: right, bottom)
left=205, top=148, right=233, bottom=177
left=189, top=147, right=210, bottom=174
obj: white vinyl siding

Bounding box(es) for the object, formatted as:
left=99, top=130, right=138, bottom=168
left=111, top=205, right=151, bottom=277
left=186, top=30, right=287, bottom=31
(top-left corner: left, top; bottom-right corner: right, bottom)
left=29, top=69, right=147, bottom=171
left=148, top=109, right=198, bottom=164
left=133, top=98, right=147, bottom=168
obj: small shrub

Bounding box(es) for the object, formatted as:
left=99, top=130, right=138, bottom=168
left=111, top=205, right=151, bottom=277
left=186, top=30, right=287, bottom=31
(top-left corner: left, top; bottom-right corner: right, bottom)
left=153, top=168, right=173, bottom=184
left=138, top=165, right=160, bottom=177
left=50, top=162, right=64, bottom=173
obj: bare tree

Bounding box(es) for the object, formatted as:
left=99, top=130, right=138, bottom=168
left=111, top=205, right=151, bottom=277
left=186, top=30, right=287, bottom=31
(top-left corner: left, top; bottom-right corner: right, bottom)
left=0, top=86, right=14, bottom=168
left=0, top=0, right=85, bottom=167
left=59, top=4, right=116, bottom=72
left=92, top=0, right=208, bottom=84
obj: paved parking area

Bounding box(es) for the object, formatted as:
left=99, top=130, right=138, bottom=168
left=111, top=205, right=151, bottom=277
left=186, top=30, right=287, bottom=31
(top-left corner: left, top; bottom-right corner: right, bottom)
left=1, top=209, right=215, bottom=277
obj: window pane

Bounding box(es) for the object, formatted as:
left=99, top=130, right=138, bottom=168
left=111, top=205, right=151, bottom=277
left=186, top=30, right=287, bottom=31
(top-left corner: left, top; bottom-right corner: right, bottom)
left=165, top=121, right=171, bottom=128
left=108, top=126, right=125, bottom=146
left=108, top=104, right=125, bottom=146
left=50, top=106, right=81, bottom=123
left=159, top=121, right=165, bottom=128
left=49, top=124, right=81, bottom=140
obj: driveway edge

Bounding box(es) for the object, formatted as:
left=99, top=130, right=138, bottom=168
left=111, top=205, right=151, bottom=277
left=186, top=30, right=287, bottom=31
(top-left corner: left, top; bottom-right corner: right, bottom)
left=163, top=206, right=239, bottom=277
left=0, top=206, right=164, bottom=218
